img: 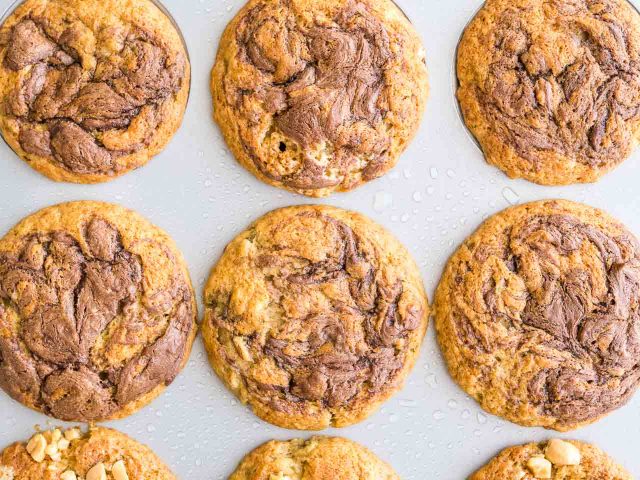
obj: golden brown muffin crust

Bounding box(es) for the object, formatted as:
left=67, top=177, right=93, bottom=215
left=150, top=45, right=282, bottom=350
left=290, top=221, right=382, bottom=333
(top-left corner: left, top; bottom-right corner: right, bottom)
left=471, top=439, right=632, bottom=480
left=435, top=199, right=640, bottom=430
left=0, top=426, right=176, bottom=480
left=0, top=0, right=190, bottom=183
left=202, top=205, right=429, bottom=430
left=211, top=0, right=429, bottom=197
left=0, top=201, right=197, bottom=422
left=230, top=436, right=399, bottom=480
left=457, top=0, right=640, bottom=185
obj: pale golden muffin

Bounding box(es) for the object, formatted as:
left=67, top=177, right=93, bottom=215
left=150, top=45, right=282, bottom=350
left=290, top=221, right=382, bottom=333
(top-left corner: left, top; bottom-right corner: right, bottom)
left=434, top=199, right=640, bottom=431
left=471, top=439, right=632, bottom=480
left=203, top=205, right=429, bottom=430
left=0, top=0, right=190, bottom=183
left=0, top=201, right=197, bottom=422
left=211, top=0, right=429, bottom=197
left=457, top=0, right=640, bottom=185
left=229, top=437, right=399, bottom=480
left=0, top=426, right=176, bottom=480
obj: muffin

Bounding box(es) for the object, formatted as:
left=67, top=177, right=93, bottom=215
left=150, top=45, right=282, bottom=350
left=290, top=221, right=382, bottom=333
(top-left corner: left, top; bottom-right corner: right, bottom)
left=435, top=199, right=640, bottom=430
left=0, top=201, right=197, bottom=422
left=230, top=436, right=399, bottom=480
left=0, top=426, right=176, bottom=479
left=471, top=439, right=631, bottom=480
left=457, top=0, right=640, bottom=184
left=212, top=0, right=428, bottom=196
left=203, top=205, right=429, bottom=429
left=0, top=0, right=190, bottom=182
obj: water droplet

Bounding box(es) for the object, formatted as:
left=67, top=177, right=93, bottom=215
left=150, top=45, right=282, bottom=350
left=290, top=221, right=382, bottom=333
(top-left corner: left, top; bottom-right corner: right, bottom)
left=399, top=399, right=418, bottom=408
left=477, top=412, right=487, bottom=424
left=429, top=167, right=438, bottom=179
left=425, top=373, right=437, bottom=387
left=413, top=191, right=422, bottom=202
left=446, top=169, right=455, bottom=178
left=204, top=179, right=213, bottom=187
left=403, top=168, right=411, bottom=178
left=426, top=186, right=435, bottom=195
left=447, top=399, right=458, bottom=409
left=400, top=213, right=410, bottom=223
left=461, top=409, right=471, bottom=419
left=147, top=424, right=156, bottom=433
left=502, top=187, right=520, bottom=205
left=373, top=191, right=393, bottom=212
left=432, top=410, right=445, bottom=420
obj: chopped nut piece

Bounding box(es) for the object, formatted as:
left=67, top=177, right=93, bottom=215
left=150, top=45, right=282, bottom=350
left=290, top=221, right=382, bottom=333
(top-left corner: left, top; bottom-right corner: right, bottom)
left=26, top=433, right=46, bottom=463
left=545, top=439, right=581, bottom=466
left=86, top=463, right=107, bottom=480
left=233, top=336, right=252, bottom=361
left=527, top=456, right=552, bottom=479
left=58, top=438, right=70, bottom=451
left=0, top=466, right=13, bottom=480
left=60, top=471, right=77, bottom=480
left=64, top=428, right=82, bottom=442
left=111, top=460, right=129, bottom=480
left=45, top=442, right=58, bottom=457
left=51, top=429, right=62, bottom=442
left=269, top=474, right=292, bottom=480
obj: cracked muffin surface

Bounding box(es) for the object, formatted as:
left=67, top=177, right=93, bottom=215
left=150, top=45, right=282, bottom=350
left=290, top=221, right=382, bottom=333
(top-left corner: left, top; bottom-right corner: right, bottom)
left=202, top=205, right=428, bottom=430
left=0, top=201, right=197, bottom=422
left=457, top=0, right=640, bottom=185
left=0, top=426, right=175, bottom=480
left=229, top=436, right=399, bottom=480
left=471, top=439, right=631, bottom=479
left=0, top=0, right=190, bottom=183
left=211, top=0, right=429, bottom=197
left=435, top=200, right=640, bottom=431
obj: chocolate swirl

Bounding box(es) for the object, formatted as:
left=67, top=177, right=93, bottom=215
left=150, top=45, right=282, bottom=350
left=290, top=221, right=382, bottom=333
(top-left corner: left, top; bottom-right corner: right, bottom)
left=0, top=1, right=187, bottom=180
left=203, top=206, right=428, bottom=429
left=212, top=0, right=428, bottom=195
left=435, top=200, right=640, bottom=430
left=457, top=0, right=640, bottom=184
left=0, top=216, right=195, bottom=422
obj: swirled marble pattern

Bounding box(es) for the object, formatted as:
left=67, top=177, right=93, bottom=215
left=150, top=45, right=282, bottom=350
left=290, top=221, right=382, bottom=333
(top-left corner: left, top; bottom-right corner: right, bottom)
left=0, top=202, right=197, bottom=422
left=211, top=0, right=428, bottom=197
left=202, top=205, right=428, bottom=429
left=457, top=0, right=640, bottom=185
left=435, top=200, right=640, bottom=430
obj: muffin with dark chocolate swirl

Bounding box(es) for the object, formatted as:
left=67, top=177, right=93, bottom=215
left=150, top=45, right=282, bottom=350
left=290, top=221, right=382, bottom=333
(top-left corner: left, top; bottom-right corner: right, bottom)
left=457, top=0, right=640, bottom=185
left=0, top=201, right=197, bottom=422
left=435, top=199, right=640, bottom=430
left=211, top=0, right=429, bottom=197
left=202, top=205, right=429, bottom=430
left=0, top=0, right=190, bottom=183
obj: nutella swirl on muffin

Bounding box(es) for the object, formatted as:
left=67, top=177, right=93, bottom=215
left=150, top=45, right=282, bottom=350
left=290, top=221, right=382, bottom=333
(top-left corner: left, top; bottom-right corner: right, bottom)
left=0, top=202, right=197, bottom=422
left=457, top=0, right=640, bottom=185
left=212, top=0, right=428, bottom=197
left=202, top=205, right=428, bottom=429
left=435, top=200, right=640, bottom=430
left=0, top=0, right=189, bottom=183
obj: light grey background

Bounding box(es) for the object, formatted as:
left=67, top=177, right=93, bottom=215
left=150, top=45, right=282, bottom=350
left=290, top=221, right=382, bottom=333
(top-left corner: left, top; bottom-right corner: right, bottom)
left=0, top=0, right=639, bottom=478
